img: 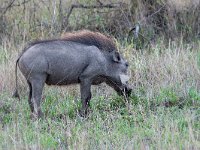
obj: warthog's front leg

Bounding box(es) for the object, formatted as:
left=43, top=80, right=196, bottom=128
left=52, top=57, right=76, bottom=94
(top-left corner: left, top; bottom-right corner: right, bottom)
left=79, top=79, right=92, bottom=117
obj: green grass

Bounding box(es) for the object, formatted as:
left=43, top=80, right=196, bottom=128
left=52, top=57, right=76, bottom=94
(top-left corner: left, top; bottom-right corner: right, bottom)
left=0, top=47, right=10, bottom=64
left=0, top=89, right=199, bottom=149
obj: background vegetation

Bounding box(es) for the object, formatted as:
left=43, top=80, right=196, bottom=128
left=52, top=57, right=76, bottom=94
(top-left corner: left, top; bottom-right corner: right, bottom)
left=0, top=0, right=200, bottom=149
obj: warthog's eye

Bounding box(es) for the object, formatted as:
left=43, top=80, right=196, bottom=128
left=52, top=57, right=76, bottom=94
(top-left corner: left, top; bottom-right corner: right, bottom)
left=125, top=62, right=129, bottom=67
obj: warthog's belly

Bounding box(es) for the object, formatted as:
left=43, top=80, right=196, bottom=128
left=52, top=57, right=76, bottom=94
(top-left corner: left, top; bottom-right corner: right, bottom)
left=45, top=74, right=80, bottom=85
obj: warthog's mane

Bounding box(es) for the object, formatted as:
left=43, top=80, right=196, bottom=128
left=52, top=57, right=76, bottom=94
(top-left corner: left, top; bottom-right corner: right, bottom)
left=61, top=30, right=117, bottom=52
left=19, top=30, right=117, bottom=59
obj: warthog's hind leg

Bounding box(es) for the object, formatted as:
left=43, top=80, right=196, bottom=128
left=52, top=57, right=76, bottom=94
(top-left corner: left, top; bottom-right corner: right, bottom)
left=29, top=74, right=46, bottom=119
left=27, top=81, right=34, bottom=113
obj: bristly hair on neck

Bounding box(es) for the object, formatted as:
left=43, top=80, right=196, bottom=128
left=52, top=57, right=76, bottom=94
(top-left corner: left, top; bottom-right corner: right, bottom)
left=61, top=30, right=117, bottom=52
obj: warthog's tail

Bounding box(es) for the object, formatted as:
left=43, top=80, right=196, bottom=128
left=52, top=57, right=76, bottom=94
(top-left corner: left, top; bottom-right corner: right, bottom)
left=12, top=58, right=20, bottom=101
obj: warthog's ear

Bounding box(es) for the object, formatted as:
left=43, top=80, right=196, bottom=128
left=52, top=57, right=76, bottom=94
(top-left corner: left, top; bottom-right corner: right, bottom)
left=112, top=51, right=121, bottom=62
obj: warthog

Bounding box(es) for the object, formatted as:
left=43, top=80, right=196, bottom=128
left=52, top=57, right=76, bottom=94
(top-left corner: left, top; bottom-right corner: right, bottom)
left=13, top=30, right=132, bottom=118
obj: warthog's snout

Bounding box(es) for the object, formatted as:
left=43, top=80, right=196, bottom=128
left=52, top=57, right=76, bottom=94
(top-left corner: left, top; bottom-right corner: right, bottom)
left=120, top=74, right=130, bottom=85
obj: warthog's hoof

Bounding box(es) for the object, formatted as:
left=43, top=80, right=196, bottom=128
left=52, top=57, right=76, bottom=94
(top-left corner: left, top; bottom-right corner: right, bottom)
left=30, top=111, right=44, bottom=120
left=125, top=86, right=132, bottom=97
left=78, top=109, right=89, bottom=118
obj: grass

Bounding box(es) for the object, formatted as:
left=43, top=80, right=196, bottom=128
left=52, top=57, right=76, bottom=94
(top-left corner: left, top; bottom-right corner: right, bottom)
left=0, top=40, right=200, bottom=149
left=0, top=92, right=199, bottom=149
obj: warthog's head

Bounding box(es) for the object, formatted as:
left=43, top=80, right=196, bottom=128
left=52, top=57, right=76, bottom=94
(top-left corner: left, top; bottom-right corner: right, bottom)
left=105, top=51, right=132, bottom=97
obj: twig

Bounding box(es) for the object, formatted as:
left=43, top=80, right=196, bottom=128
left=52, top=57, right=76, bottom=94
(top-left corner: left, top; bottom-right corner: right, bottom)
left=1, top=0, right=16, bottom=15
left=146, top=4, right=166, bottom=20
left=96, top=0, right=103, bottom=5
left=0, top=0, right=32, bottom=17
left=63, top=2, right=122, bottom=30
left=11, top=0, right=32, bottom=7
left=128, top=27, right=150, bottom=42
left=71, top=3, right=120, bottom=9
left=127, top=4, right=166, bottom=45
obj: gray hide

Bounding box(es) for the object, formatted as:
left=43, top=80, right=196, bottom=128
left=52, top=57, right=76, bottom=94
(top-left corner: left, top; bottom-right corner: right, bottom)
left=13, top=40, right=131, bottom=118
